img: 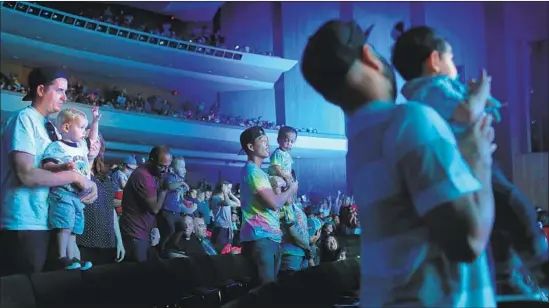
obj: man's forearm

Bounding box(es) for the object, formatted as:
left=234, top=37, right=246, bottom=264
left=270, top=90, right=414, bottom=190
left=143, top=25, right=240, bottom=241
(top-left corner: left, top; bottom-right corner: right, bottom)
left=470, top=162, right=495, bottom=246
left=19, top=168, right=77, bottom=188
left=167, top=181, right=185, bottom=191
left=274, top=190, right=293, bottom=209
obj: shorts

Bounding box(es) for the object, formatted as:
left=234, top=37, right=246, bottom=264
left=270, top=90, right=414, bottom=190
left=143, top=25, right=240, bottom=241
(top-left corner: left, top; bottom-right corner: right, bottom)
left=48, top=189, right=85, bottom=235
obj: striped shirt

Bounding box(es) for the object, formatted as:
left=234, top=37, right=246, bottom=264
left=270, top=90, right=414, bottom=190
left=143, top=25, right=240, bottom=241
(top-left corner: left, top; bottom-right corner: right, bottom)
left=347, top=101, right=496, bottom=307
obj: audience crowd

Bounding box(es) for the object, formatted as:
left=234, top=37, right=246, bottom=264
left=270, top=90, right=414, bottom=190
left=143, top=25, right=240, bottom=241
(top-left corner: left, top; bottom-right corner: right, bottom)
left=37, top=1, right=275, bottom=56
left=0, top=67, right=355, bottom=284
left=0, top=71, right=320, bottom=133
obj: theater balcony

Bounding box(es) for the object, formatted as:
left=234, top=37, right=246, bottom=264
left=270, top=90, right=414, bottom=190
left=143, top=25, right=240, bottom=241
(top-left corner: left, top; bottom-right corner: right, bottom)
left=0, top=1, right=297, bottom=93
left=0, top=91, right=348, bottom=164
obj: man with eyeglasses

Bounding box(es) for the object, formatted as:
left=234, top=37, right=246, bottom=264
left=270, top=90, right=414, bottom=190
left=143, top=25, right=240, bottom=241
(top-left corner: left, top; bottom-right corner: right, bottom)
left=0, top=67, right=98, bottom=277
left=119, top=145, right=172, bottom=262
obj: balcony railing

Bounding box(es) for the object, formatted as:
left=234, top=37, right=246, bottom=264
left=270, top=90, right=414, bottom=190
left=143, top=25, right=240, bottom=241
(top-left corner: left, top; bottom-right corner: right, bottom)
left=1, top=1, right=250, bottom=61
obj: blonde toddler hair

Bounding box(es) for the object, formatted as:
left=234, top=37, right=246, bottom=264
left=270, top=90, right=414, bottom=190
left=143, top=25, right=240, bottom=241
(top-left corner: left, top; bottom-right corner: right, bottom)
left=56, top=108, right=87, bottom=126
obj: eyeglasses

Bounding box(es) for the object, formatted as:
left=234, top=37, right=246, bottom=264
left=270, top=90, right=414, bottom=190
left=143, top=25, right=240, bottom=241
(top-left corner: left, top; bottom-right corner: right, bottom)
left=157, top=164, right=170, bottom=173
left=45, top=121, right=59, bottom=142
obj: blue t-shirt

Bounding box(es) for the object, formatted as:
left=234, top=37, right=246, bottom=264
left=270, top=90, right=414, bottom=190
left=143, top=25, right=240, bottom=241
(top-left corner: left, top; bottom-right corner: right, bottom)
left=402, top=75, right=502, bottom=137
left=162, top=172, right=185, bottom=212
left=196, top=200, right=211, bottom=225
left=211, top=195, right=231, bottom=228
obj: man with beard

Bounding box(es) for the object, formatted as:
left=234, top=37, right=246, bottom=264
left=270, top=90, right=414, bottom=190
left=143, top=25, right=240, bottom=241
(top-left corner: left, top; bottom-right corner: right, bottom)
left=119, top=146, right=171, bottom=262
left=301, top=20, right=497, bottom=307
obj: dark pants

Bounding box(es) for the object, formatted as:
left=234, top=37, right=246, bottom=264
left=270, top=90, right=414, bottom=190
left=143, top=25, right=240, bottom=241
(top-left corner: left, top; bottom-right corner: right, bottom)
left=122, top=236, right=150, bottom=263
left=156, top=210, right=184, bottom=250
left=0, top=230, right=50, bottom=277
left=78, top=246, right=117, bottom=266
left=212, top=226, right=232, bottom=251
left=242, top=238, right=282, bottom=286
left=491, top=163, right=547, bottom=262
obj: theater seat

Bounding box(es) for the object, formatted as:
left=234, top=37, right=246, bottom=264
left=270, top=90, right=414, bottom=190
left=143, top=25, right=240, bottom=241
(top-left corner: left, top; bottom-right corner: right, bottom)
left=222, top=258, right=361, bottom=308
left=0, top=274, right=35, bottom=308
left=194, top=286, right=222, bottom=308
left=497, top=301, right=549, bottom=307
left=30, top=269, right=82, bottom=308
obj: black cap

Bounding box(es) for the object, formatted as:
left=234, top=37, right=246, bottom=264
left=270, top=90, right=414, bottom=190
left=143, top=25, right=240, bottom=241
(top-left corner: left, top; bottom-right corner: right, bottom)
left=22, top=67, right=68, bottom=101
left=239, top=126, right=266, bottom=154
left=301, top=20, right=373, bottom=99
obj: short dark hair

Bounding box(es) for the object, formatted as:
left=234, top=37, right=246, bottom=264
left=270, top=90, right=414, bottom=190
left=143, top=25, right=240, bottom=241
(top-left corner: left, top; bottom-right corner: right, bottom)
left=23, top=67, right=68, bottom=101
left=148, top=145, right=171, bottom=162
left=391, top=26, right=449, bottom=81
left=214, top=180, right=231, bottom=194
left=278, top=126, right=297, bottom=139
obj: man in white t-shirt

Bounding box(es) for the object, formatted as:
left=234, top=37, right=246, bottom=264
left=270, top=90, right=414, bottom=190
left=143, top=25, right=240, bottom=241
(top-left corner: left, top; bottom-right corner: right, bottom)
left=302, top=20, right=497, bottom=307
left=0, top=67, right=97, bottom=277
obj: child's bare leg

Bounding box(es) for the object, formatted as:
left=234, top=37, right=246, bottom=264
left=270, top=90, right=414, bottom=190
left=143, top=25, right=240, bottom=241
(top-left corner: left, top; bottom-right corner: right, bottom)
left=66, top=234, right=77, bottom=259
left=56, top=229, right=71, bottom=259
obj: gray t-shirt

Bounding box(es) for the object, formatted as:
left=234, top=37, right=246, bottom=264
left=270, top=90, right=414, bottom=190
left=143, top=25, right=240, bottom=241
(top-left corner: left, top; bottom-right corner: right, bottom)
left=211, top=195, right=231, bottom=229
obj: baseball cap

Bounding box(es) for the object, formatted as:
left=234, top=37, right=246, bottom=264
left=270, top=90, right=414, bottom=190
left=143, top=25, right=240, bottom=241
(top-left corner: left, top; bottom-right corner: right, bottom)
left=22, top=67, right=68, bottom=101
left=239, top=126, right=266, bottom=154
left=122, top=155, right=138, bottom=169
left=301, top=20, right=374, bottom=100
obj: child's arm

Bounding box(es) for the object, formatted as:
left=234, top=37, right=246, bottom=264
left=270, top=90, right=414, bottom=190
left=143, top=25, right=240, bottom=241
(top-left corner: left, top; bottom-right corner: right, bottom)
left=41, top=143, right=75, bottom=173
left=423, top=72, right=492, bottom=125
left=456, top=70, right=494, bottom=124
left=42, top=161, right=75, bottom=173
left=88, top=106, right=101, bottom=144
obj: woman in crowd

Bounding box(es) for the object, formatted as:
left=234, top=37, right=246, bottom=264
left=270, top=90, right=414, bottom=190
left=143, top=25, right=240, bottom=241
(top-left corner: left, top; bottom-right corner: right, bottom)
left=77, top=134, right=125, bottom=265
left=210, top=181, right=241, bottom=251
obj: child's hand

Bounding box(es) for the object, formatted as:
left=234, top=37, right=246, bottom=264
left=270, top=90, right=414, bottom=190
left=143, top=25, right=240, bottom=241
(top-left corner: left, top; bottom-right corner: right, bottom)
left=91, top=106, right=102, bottom=123
left=468, top=69, right=492, bottom=105
left=61, top=162, right=76, bottom=171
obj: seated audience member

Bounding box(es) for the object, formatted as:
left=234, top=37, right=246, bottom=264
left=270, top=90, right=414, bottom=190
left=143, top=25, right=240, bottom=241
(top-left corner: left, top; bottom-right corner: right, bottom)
left=175, top=215, right=206, bottom=257
left=307, top=216, right=323, bottom=265
left=321, top=222, right=336, bottom=238
left=111, top=155, right=137, bottom=215
left=194, top=217, right=218, bottom=255
left=78, top=133, right=125, bottom=266
left=0, top=67, right=97, bottom=277
left=239, top=126, right=298, bottom=285
left=211, top=181, right=241, bottom=250
left=119, top=146, right=172, bottom=262
left=41, top=106, right=101, bottom=271
left=231, top=211, right=241, bottom=246
left=320, top=235, right=346, bottom=263
left=157, top=156, right=189, bottom=254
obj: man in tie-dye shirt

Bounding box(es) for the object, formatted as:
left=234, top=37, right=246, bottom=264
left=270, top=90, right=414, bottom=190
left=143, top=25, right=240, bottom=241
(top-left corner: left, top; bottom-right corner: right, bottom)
left=239, top=126, right=298, bottom=285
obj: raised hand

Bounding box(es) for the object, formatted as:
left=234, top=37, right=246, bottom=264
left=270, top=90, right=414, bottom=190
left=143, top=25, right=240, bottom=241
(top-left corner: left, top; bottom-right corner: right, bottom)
left=459, top=114, right=495, bottom=167
left=91, top=106, right=102, bottom=123
left=468, top=69, right=492, bottom=108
